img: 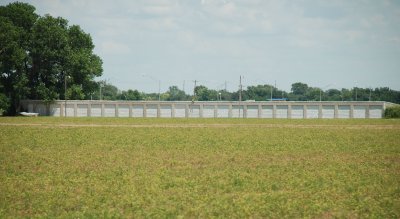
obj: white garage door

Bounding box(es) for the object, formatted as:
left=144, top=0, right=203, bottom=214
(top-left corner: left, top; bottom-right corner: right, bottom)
left=338, top=105, right=350, bottom=118
left=203, top=105, right=215, bottom=118
left=104, top=104, right=116, bottom=117
left=91, top=104, right=102, bottom=117
left=77, top=104, right=88, bottom=117
left=232, top=105, right=244, bottom=118
left=132, top=105, right=144, bottom=117
left=322, top=105, right=335, bottom=119
left=175, top=105, right=186, bottom=118
left=118, top=104, right=130, bottom=117
left=146, top=104, right=158, bottom=117
left=50, top=104, right=61, bottom=117
left=160, top=105, right=172, bottom=118
left=217, top=105, right=229, bottom=118
left=306, top=105, right=319, bottom=119
left=261, top=105, right=273, bottom=118
left=354, top=106, right=366, bottom=118
left=247, top=105, right=259, bottom=118
left=189, top=105, right=200, bottom=118
left=291, top=105, right=304, bottom=119
left=369, top=105, right=382, bottom=119
left=276, top=105, right=288, bottom=118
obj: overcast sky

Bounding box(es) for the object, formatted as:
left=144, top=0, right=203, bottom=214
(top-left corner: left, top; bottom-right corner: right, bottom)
left=2, top=0, right=400, bottom=93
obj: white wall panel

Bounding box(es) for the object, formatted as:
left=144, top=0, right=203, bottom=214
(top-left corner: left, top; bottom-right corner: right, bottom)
left=132, top=105, right=144, bottom=117
left=160, top=105, right=172, bottom=118
left=261, top=105, right=273, bottom=118
left=118, top=104, right=130, bottom=117
left=49, top=104, right=60, bottom=117
left=203, top=105, right=215, bottom=118
left=65, top=104, right=74, bottom=117
left=91, top=104, right=102, bottom=117
left=276, top=105, right=288, bottom=118
left=291, top=105, right=304, bottom=119
left=175, top=105, right=186, bottom=118
left=104, top=104, right=116, bottom=117
left=306, top=105, right=319, bottom=119
left=189, top=105, right=200, bottom=118
left=322, top=105, right=335, bottom=119
left=354, top=106, right=366, bottom=118
left=146, top=104, right=158, bottom=117
left=77, top=104, right=88, bottom=117
left=247, top=105, right=258, bottom=118
left=232, top=105, right=244, bottom=118
left=338, top=106, right=350, bottom=118
left=217, top=105, right=229, bottom=118
left=369, top=105, right=382, bottom=119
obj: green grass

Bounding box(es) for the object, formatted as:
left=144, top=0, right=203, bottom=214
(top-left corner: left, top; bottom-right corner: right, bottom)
left=1, top=118, right=399, bottom=218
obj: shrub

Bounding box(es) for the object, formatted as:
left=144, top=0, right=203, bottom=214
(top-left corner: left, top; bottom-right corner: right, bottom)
left=384, top=105, right=400, bottom=118
left=0, top=93, right=10, bottom=115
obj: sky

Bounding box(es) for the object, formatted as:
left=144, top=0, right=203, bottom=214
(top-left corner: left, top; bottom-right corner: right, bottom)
left=1, top=0, right=400, bottom=93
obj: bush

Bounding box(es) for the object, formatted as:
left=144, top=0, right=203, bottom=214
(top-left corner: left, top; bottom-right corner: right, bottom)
left=384, top=105, right=400, bottom=118
left=0, top=93, right=10, bottom=115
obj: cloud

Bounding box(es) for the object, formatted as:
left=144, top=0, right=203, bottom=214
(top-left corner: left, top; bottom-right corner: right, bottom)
left=100, top=41, right=131, bottom=55
left=2, top=0, right=399, bottom=90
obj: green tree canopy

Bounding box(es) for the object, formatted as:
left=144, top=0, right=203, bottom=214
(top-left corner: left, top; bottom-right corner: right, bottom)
left=0, top=2, right=102, bottom=115
left=166, top=86, right=187, bottom=101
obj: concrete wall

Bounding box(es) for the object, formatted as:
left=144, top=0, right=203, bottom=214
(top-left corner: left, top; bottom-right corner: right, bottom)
left=20, top=100, right=389, bottom=119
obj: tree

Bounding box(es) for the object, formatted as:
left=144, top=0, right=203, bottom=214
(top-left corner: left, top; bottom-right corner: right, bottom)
left=0, top=93, right=9, bottom=115
left=306, top=87, right=320, bottom=101
left=194, top=85, right=207, bottom=101
left=194, top=85, right=218, bottom=101
left=166, top=86, right=187, bottom=101
left=246, top=85, right=271, bottom=101
left=341, top=88, right=353, bottom=101
left=0, top=2, right=102, bottom=115
left=325, top=89, right=341, bottom=101
left=291, top=82, right=308, bottom=96
left=120, top=89, right=142, bottom=100
left=288, top=82, right=310, bottom=101
left=0, top=2, right=37, bottom=114
left=100, top=82, right=119, bottom=100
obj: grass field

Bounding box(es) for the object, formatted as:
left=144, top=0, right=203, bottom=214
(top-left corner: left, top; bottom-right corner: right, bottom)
left=1, top=117, right=399, bottom=218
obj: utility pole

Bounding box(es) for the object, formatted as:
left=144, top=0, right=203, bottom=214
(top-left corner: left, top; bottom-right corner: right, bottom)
left=355, top=82, right=358, bottom=101
left=99, top=83, right=102, bottom=100
left=369, top=87, right=372, bottom=101
left=270, top=85, right=273, bottom=101
left=158, top=80, right=161, bottom=101
left=193, top=80, right=197, bottom=100
left=355, top=87, right=358, bottom=101
left=64, top=73, right=67, bottom=117
left=224, top=81, right=227, bottom=91
left=183, top=80, right=185, bottom=93
left=319, top=89, right=322, bottom=102
left=239, top=76, right=243, bottom=118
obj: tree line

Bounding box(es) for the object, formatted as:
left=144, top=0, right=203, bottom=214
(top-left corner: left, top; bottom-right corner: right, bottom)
left=95, top=81, right=400, bottom=104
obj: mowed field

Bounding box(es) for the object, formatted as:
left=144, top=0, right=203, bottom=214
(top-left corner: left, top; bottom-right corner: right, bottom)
left=0, top=117, right=399, bottom=218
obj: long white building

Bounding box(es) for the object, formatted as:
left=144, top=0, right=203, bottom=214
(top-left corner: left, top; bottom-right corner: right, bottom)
left=21, top=100, right=396, bottom=119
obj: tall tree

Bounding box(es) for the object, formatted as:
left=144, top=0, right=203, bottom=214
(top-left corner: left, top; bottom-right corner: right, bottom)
left=0, top=2, right=37, bottom=114
left=291, top=82, right=309, bottom=96
left=0, top=2, right=102, bottom=115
